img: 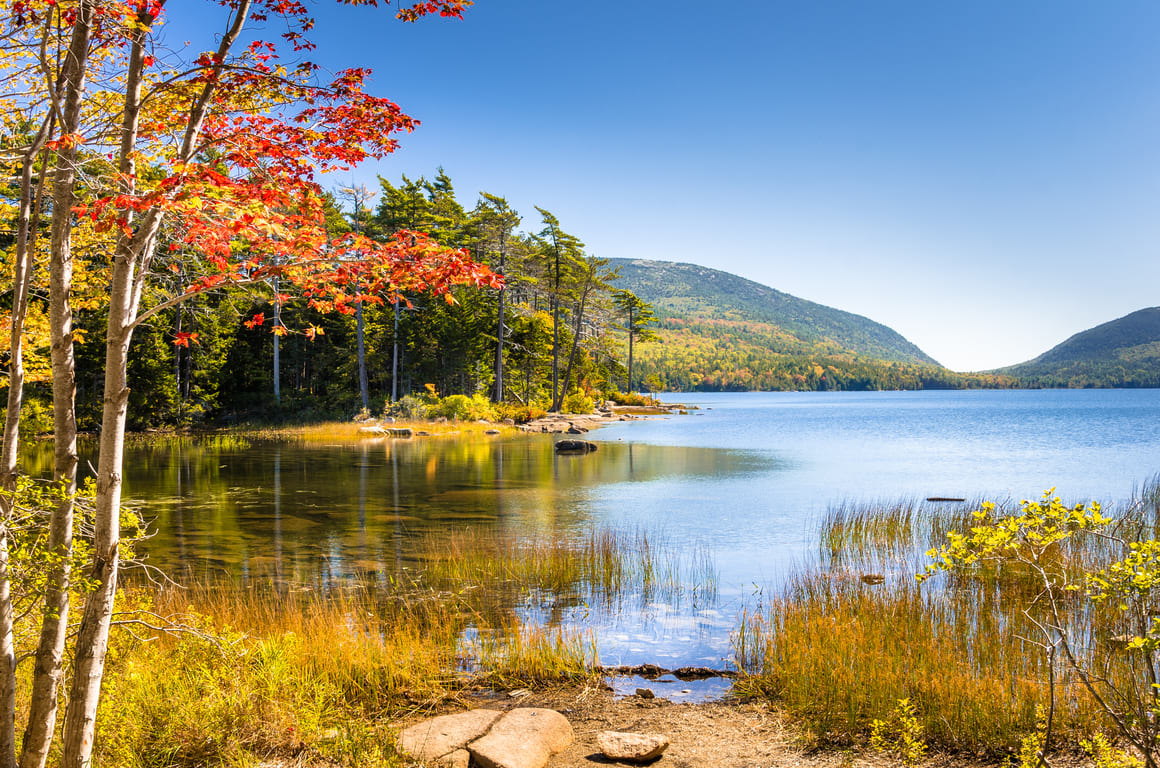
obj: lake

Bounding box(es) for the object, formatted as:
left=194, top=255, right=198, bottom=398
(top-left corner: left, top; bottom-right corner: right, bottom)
left=62, top=389, right=1160, bottom=673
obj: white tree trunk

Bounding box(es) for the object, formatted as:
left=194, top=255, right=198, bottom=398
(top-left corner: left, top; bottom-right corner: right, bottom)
left=21, top=5, right=93, bottom=766
left=59, top=5, right=250, bottom=762
left=0, top=111, right=53, bottom=768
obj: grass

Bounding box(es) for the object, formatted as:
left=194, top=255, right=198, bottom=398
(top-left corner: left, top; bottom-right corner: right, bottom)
left=415, top=527, right=718, bottom=615
left=87, top=524, right=696, bottom=767
left=230, top=418, right=518, bottom=442
left=735, top=482, right=1160, bottom=756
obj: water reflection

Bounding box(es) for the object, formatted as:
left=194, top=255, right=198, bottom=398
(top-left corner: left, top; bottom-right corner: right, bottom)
left=20, top=434, right=773, bottom=587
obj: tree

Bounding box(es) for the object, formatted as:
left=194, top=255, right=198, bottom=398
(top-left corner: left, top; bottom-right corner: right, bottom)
left=339, top=183, right=378, bottom=413
left=0, top=2, right=492, bottom=766
left=920, top=491, right=1160, bottom=768
left=533, top=207, right=583, bottom=411
left=471, top=193, right=520, bottom=402
left=613, top=289, right=657, bottom=393
left=554, top=254, right=615, bottom=411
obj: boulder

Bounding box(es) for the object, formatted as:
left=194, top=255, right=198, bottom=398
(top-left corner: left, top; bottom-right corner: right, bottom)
left=565, top=425, right=588, bottom=434
left=468, top=708, right=573, bottom=768
left=596, top=731, right=670, bottom=763
left=555, top=439, right=597, bottom=454
left=397, top=709, right=503, bottom=767
left=485, top=429, right=501, bottom=435
left=357, top=425, right=386, bottom=435
left=389, top=427, right=414, bottom=437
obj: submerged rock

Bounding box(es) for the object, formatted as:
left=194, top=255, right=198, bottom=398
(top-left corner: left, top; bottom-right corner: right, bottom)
left=597, top=730, right=670, bottom=762
left=555, top=439, right=597, bottom=454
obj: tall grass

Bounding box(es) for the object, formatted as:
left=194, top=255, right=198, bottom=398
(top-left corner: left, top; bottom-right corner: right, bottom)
left=416, top=527, right=719, bottom=615
left=737, top=482, right=1160, bottom=754
left=92, top=523, right=695, bottom=766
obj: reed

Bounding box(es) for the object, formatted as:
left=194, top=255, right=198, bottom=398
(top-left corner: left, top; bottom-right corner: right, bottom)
left=470, top=623, right=600, bottom=688
left=415, top=527, right=718, bottom=613
left=94, top=522, right=679, bottom=767
left=733, top=570, right=1107, bottom=753
left=737, top=486, right=1160, bottom=754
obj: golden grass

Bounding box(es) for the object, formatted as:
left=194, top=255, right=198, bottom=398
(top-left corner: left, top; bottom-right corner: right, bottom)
left=735, top=486, right=1160, bottom=754
left=230, top=418, right=518, bottom=442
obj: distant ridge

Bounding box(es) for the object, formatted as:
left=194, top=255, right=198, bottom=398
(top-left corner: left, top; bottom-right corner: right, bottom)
left=1000, top=307, right=1160, bottom=388
left=609, top=258, right=937, bottom=365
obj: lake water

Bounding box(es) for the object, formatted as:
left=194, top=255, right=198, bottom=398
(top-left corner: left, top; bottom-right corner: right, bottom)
left=82, top=389, right=1160, bottom=674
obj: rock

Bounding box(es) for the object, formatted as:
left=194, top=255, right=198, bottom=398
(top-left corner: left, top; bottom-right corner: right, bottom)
left=468, top=708, right=573, bottom=768
left=678, top=409, right=688, bottom=415
left=555, top=439, right=597, bottom=454
left=398, top=709, right=503, bottom=767
left=384, top=416, right=396, bottom=424
left=860, top=574, right=886, bottom=585
left=415, top=431, right=430, bottom=436
left=502, top=418, right=515, bottom=425
left=357, top=425, right=386, bottom=435
left=634, top=688, right=655, bottom=699
left=485, top=429, right=501, bottom=435
left=388, top=427, right=413, bottom=437
left=596, top=731, right=670, bottom=762
left=565, top=425, right=588, bottom=434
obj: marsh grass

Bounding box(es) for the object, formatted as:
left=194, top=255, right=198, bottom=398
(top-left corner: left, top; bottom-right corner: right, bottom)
left=737, top=484, right=1160, bottom=755
left=235, top=418, right=516, bottom=443
left=469, top=623, right=600, bottom=688
left=92, top=523, right=700, bottom=766
left=415, top=527, right=719, bottom=615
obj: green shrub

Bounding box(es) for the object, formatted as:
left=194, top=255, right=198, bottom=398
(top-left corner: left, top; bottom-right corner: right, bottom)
left=428, top=393, right=496, bottom=422
left=606, top=391, right=661, bottom=407
left=494, top=403, right=546, bottom=424
left=560, top=392, right=594, bottom=414
left=383, top=394, right=427, bottom=420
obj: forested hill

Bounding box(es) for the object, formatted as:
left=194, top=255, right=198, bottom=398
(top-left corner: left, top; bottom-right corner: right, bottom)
left=998, top=307, right=1160, bottom=388
left=610, top=258, right=937, bottom=365
left=607, top=258, right=1015, bottom=392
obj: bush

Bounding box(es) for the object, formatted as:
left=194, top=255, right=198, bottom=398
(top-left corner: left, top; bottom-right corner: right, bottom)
left=560, top=392, right=594, bottom=414
left=606, top=391, right=661, bottom=407
left=383, top=394, right=427, bottom=420
left=427, top=393, right=496, bottom=422
left=494, top=403, right=547, bottom=424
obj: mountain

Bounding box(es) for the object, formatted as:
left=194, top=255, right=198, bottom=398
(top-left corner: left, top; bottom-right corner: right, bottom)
left=606, top=258, right=1010, bottom=392
left=609, top=258, right=936, bottom=365
left=999, top=307, right=1160, bottom=388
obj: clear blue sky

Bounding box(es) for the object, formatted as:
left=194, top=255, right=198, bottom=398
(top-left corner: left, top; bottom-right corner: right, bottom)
left=163, top=1, right=1160, bottom=372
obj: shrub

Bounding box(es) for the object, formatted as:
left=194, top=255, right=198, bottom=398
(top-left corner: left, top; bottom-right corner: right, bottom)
left=428, top=393, right=496, bottom=422
left=383, top=394, right=428, bottom=420
left=606, top=391, right=661, bottom=407
left=560, top=392, right=594, bottom=414
left=494, top=403, right=547, bottom=424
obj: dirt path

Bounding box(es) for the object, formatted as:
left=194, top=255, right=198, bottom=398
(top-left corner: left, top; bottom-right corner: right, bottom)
left=397, top=686, right=962, bottom=768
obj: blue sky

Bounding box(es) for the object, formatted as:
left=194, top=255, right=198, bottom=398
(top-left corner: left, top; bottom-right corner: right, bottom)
left=164, top=1, right=1160, bottom=371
